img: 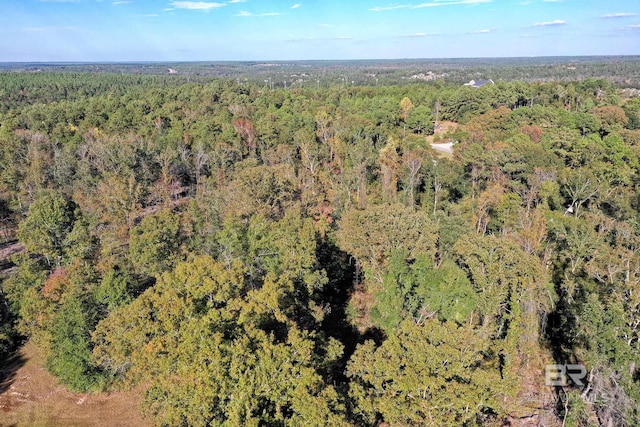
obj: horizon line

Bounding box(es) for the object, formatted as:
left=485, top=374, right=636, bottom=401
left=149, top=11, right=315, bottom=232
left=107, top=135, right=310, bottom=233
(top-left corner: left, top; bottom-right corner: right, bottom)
left=2, top=54, right=640, bottom=65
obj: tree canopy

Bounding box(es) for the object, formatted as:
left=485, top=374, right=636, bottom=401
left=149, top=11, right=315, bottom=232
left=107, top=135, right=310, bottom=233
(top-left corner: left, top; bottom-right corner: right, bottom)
left=1, top=68, right=640, bottom=426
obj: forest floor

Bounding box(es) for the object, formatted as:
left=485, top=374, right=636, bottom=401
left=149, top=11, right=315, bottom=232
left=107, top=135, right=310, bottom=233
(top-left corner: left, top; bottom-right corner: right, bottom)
left=0, top=240, right=23, bottom=276
left=0, top=342, right=149, bottom=427
left=0, top=242, right=22, bottom=262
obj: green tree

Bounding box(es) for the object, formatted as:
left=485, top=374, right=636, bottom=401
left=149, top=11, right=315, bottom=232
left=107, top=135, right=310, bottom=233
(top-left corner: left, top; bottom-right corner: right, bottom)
left=336, top=203, right=438, bottom=275
left=92, top=256, right=348, bottom=426
left=371, top=251, right=476, bottom=332
left=129, top=209, right=182, bottom=278
left=406, top=104, right=434, bottom=135
left=452, top=230, right=558, bottom=415
left=94, top=266, right=137, bottom=312
left=17, top=189, right=75, bottom=265
left=348, top=319, right=509, bottom=426
left=47, top=293, right=106, bottom=392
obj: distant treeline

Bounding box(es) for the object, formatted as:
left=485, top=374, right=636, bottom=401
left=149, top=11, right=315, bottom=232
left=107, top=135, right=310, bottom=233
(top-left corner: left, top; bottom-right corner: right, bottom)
left=2, top=55, right=640, bottom=88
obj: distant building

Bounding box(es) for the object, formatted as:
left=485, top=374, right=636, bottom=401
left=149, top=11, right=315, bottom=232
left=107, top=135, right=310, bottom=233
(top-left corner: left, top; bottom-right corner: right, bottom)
left=410, top=71, right=448, bottom=81
left=464, top=79, right=494, bottom=88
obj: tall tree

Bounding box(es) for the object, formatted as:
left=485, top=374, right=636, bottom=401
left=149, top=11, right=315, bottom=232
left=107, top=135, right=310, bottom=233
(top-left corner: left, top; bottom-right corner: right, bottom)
left=348, top=318, right=511, bottom=426
left=17, top=189, right=75, bottom=265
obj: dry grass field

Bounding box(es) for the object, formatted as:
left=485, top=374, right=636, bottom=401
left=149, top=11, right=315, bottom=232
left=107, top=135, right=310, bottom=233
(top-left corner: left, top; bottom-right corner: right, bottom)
left=0, top=342, right=148, bottom=427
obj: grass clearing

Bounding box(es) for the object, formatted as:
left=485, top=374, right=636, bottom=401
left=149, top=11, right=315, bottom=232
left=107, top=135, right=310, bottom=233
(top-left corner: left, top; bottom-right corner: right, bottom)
left=1, top=342, right=148, bottom=427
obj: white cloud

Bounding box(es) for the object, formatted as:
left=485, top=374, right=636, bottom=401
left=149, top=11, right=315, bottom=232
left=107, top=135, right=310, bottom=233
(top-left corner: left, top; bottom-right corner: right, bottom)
left=112, top=1, right=131, bottom=4
left=370, top=0, right=490, bottom=12
left=628, top=24, right=640, bottom=28
left=234, top=10, right=281, bottom=16
left=471, top=28, right=493, bottom=33
left=23, top=26, right=83, bottom=32
left=399, top=32, right=439, bottom=37
left=533, top=19, right=566, bottom=26
left=602, top=13, right=637, bottom=19
left=169, top=1, right=226, bottom=10
left=287, top=36, right=352, bottom=42
left=228, top=0, right=246, bottom=3
left=369, top=4, right=410, bottom=11
left=291, top=3, right=300, bottom=9
left=413, top=0, right=491, bottom=8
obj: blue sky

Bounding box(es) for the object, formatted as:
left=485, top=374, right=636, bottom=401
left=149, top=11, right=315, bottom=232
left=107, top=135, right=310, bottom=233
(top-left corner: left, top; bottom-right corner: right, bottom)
left=1, top=0, right=639, bottom=61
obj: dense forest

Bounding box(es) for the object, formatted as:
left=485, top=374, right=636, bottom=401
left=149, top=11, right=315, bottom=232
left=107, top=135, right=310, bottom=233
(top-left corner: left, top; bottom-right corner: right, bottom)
left=3, top=55, right=640, bottom=89
left=1, top=60, right=640, bottom=426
